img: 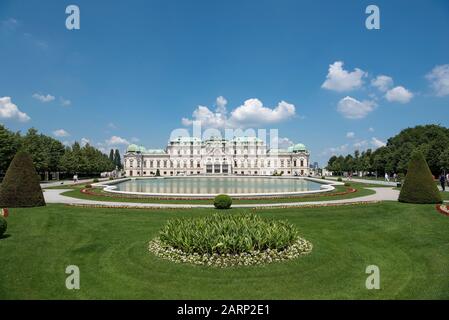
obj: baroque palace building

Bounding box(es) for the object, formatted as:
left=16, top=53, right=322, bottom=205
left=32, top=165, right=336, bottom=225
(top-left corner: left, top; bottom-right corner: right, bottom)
left=124, top=136, right=310, bottom=177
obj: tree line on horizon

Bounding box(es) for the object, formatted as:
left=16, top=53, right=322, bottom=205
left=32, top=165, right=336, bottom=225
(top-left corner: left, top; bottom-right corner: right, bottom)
left=326, top=124, right=449, bottom=177
left=0, top=124, right=122, bottom=180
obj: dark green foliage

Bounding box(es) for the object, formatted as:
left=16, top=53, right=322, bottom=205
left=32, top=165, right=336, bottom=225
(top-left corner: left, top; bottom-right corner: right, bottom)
left=155, top=169, right=160, bottom=177
left=0, top=216, right=7, bottom=237
left=0, top=125, right=21, bottom=175
left=59, top=142, right=114, bottom=175
left=159, top=213, right=300, bottom=254
left=214, top=194, right=232, bottom=209
left=398, top=151, right=442, bottom=204
left=0, top=151, right=46, bottom=207
left=0, top=125, right=114, bottom=177
left=328, top=125, right=449, bottom=176
left=113, top=149, right=122, bottom=170
left=85, top=184, right=92, bottom=189
left=92, top=178, right=99, bottom=183
left=344, top=182, right=351, bottom=187
left=337, top=177, right=343, bottom=182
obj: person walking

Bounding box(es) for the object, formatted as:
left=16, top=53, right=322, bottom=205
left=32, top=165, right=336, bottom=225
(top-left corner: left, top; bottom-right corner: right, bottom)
left=446, top=172, right=449, bottom=188
left=385, top=172, right=389, bottom=182
left=440, top=173, right=446, bottom=192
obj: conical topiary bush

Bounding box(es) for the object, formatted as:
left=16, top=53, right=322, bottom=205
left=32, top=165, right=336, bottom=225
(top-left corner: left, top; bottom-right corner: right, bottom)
left=398, top=150, right=442, bottom=204
left=0, top=151, right=46, bottom=207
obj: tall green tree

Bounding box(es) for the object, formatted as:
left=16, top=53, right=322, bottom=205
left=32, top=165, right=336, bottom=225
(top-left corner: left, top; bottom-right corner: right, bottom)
left=113, top=149, right=122, bottom=169
left=0, top=125, right=21, bottom=174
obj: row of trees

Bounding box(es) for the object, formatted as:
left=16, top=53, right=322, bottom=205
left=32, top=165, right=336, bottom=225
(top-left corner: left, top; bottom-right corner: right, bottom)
left=327, top=125, right=449, bottom=176
left=0, top=124, right=122, bottom=179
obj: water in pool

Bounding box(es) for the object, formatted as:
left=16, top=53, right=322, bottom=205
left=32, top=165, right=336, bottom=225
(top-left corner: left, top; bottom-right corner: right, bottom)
left=111, top=177, right=323, bottom=195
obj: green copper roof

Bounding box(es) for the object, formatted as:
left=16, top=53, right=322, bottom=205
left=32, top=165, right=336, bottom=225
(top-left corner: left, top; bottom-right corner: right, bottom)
left=292, top=143, right=307, bottom=152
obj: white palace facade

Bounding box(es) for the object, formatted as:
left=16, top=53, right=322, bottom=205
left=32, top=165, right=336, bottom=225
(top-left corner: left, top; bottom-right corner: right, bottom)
left=124, top=136, right=310, bottom=177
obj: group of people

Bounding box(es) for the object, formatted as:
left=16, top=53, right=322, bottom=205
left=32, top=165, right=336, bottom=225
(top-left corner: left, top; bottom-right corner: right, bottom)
left=384, top=173, right=399, bottom=182
left=439, top=173, right=449, bottom=192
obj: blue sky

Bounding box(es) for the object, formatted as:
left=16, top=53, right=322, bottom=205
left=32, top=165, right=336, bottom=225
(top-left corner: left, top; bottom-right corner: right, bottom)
left=0, top=0, right=448, bottom=165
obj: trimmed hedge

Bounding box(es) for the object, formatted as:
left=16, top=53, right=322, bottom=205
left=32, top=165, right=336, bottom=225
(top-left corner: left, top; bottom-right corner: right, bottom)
left=214, top=194, right=232, bottom=209
left=0, top=217, right=7, bottom=237
left=0, top=151, right=46, bottom=208
left=398, top=151, right=442, bottom=204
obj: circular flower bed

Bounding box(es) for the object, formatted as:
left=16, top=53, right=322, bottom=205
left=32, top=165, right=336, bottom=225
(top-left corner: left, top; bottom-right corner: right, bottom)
left=148, top=213, right=312, bottom=267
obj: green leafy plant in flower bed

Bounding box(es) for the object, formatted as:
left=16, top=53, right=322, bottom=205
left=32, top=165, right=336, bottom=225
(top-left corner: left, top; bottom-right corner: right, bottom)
left=149, top=213, right=312, bottom=267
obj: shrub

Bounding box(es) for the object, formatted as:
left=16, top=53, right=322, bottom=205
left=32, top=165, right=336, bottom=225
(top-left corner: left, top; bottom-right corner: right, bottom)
left=109, top=177, right=114, bottom=180
left=399, top=151, right=442, bottom=204
left=0, top=151, right=46, bottom=208
left=85, top=184, right=92, bottom=189
left=155, top=169, right=161, bottom=177
left=158, top=213, right=304, bottom=254
left=321, top=176, right=326, bottom=179
left=337, top=177, right=343, bottom=182
left=214, top=194, right=232, bottom=209
left=344, top=182, right=351, bottom=187
left=0, top=217, right=7, bottom=237
left=150, top=213, right=312, bottom=267
left=92, top=178, right=99, bottom=183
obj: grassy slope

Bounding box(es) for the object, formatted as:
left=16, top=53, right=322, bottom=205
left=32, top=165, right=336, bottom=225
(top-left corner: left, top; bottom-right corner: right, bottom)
left=56, top=182, right=377, bottom=205
left=1, top=202, right=449, bottom=299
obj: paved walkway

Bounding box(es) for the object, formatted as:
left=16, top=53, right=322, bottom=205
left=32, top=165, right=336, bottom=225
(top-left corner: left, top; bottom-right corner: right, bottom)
left=326, top=176, right=397, bottom=186
left=43, top=187, right=401, bottom=209
left=40, top=178, right=110, bottom=189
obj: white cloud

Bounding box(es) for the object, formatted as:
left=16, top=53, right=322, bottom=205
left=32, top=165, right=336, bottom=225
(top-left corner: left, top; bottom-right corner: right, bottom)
left=182, top=97, right=296, bottom=129
left=53, top=129, right=70, bottom=137
left=182, top=105, right=227, bottom=128
left=371, top=137, right=386, bottom=148
left=106, top=136, right=129, bottom=146
left=230, top=99, right=295, bottom=127
left=60, top=97, right=71, bottom=107
left=385, top=86, right=413, bottom=103
left=1, top=18, right=19, bottom=30
left=346, top=132, right=355, bottom=138
left=107, top=122, right=117, bottom=129
left=321, top=144, right=349, bottom=156
left=271, top=136, right=294, bottom=149
left=371, top=75, right=393, bottom=92
left=0, top=97, right=30, bottom=122
left=131, top=137, right=140, bottom=142
left=32, top=93, right=55, bottom=103
left=426, top=64, right=449, bottom=97
left=353, top=140, right=368, bottom=149
left=337, top=96, right=376, bottom=119
left=216, top=96, right=228, bottom=114
left=321, top=61, right=366, bottom=92
left=368, top=127, right=375, bottom=132
left=81, top=138, right=90, bottom=146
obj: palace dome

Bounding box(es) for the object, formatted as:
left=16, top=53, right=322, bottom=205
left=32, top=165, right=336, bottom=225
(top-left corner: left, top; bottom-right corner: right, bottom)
left=127, top=144, right=139, bottom=152
left=292, top=143, right=307, bottom=152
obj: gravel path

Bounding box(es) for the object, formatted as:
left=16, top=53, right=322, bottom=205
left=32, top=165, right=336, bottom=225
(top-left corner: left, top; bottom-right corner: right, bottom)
left=43, top=187, right=400, bottom=209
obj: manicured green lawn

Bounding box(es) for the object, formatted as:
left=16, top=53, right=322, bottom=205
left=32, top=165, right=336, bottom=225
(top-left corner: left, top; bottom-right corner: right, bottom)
left=56, top=182, right=376, bottom=205
left=441, top=192, right=449, bottom=201
left=1, top=202, right=449, bottom=299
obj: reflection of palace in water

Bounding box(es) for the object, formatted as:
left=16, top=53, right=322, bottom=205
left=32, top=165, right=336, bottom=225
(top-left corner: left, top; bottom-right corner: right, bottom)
left=124, top=136, right=310, bottom=177
left=117, top=178, right=318, bottom=194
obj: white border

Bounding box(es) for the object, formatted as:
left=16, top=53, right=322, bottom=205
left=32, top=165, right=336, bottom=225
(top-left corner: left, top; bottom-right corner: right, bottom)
left=92, top=176, right=344, bottom=199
